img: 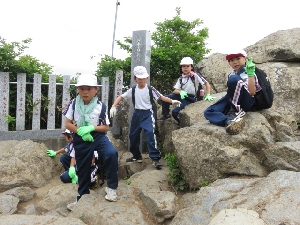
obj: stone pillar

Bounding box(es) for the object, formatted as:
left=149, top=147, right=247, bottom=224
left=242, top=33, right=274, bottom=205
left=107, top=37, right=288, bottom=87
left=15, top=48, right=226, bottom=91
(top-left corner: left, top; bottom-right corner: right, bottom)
left=32, top=73, right=42, bottom=130
left=47, top=75, right=56, bottom=130
left=16, top=73, right=26, bottom=131
left=101, top=77, right=109, bottom=113
left=128, top=30, right=151, bottom=152
left=0, top=72, right=10, bottom=131
left=111, top=70, right=123, bottom=135
left=61, top=75, right=71, bottom=129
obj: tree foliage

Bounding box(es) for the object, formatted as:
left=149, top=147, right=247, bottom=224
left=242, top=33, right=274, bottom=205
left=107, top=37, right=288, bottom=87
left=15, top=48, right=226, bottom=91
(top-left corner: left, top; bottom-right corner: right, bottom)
left=0, top=37, right=54, bottom=82
left=96, top=7, right=210, bottom=95
left=0, top=37, right=68, bottom=130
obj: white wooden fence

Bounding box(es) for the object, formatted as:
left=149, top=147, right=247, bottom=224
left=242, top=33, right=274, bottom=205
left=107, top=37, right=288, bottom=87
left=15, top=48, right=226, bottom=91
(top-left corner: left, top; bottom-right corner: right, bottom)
left=0, top=72, right=110, bottom=133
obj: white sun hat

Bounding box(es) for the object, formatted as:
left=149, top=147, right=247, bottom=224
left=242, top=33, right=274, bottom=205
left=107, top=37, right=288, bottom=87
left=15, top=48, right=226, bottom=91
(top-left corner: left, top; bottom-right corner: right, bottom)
left=75, top=74, right=100, bottom=87
left=133, top=66, right=149, bottom=78
left=180, top=57, right=194, bottom=65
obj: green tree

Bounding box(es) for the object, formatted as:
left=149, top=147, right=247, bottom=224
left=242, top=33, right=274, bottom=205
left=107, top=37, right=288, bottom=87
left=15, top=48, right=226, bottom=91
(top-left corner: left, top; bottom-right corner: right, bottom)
left=0, top=37, right=70, bottom=130
left=96, top=7, right=210, bottom=95
left=150, top=7, right=210, bottom=94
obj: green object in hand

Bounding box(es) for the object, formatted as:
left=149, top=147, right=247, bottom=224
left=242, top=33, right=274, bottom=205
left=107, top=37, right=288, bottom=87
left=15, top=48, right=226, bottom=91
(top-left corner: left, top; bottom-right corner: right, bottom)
left=77, top=125, right=95, bottom=136
left=82, top=133, right=94, bottom=142
left=245, top=57, right=256, bottom=76
left=46, top=150, right=56, bottom=157
left=179, top=90, right=188, bottom=99
left=204, top=94, right=216, bottom=102
left=71, top=175, right=78, bottom=184
left=68, top=166, right=76, bottom=178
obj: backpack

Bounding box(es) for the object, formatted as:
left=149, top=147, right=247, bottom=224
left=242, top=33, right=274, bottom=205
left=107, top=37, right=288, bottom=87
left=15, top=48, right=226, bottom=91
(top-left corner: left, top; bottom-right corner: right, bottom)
left=132, top=85, right=158, bottom=122
left=179, top=73, right=204, bottom=101
left=253, top=67, right=274, bottom=110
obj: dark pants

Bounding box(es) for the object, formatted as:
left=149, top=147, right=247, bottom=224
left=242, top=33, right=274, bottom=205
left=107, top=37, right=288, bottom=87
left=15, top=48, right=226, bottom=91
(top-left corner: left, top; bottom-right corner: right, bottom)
left=204, top=75, right=255, bottom=127
left=73, top=132, right=118, bottom=201
left=161, top=93, right=195, bottom=122
left=60, top=154, right=72, bottom=171
left=130, top=109, right=160, bottom=160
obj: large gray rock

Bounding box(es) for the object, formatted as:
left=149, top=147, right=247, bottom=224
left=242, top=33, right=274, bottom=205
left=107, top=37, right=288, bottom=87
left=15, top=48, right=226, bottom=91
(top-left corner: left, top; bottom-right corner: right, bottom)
left=245, top=28, right=300, bottom=63
left=0, top=140, right=61, bottom=192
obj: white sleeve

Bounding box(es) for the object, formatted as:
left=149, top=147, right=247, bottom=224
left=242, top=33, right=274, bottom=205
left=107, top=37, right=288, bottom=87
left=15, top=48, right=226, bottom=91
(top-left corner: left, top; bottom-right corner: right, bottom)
left=121, top=88, right=133, bottom=100
left=173, top=78, right=181, bottom=90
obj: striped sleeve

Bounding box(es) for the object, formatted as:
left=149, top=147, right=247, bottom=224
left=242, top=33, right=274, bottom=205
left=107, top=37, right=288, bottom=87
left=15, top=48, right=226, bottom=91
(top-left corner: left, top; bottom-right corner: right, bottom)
left=195, top=73, right=207, bottom=85
left=62, top=99, right=74, bottom=120
left=150, top=86, right=163, bottom=100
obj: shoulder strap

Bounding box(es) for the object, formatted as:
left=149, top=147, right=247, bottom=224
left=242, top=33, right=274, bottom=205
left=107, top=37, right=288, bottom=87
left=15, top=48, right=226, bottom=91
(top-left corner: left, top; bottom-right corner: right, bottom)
left=100, top=102, right=106, bottom=119
left=72, top=98, right=76, bottom=120
left=191, top=75, right=197, bottom=94
left=148, top=85, right=154, bottom=105
left=132, top=85, right=136, bottom=107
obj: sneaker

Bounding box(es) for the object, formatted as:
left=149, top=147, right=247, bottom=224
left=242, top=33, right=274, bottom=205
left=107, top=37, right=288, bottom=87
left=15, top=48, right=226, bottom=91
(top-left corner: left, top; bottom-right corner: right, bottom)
left=126, top=156, right=143, bottom=163
left=152, top=159, right=163, bottom=168
left=67, top=201, right=77, bottom=211
left=227, top=106, right=238, bottom=119
left=158, top=114, right=171, bottom=120
left=105, top=187, right=117, bottom=202
left=225, top=110, right=246, bottom=135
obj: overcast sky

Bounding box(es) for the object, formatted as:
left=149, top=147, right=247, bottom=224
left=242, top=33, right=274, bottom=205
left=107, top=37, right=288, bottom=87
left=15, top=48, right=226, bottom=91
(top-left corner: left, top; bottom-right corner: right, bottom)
left=1, top=0, right=298, bottom=76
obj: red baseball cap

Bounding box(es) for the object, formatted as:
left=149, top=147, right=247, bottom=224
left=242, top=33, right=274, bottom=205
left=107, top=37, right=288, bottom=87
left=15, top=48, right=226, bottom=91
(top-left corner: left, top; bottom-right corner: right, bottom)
left=226, top=50, right=247, bottom=61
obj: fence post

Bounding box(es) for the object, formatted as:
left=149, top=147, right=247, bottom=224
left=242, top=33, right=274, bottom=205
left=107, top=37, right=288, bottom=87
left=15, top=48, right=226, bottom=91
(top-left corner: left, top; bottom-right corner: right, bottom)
left=101, top=77, right=109, bottom=113
left=61, top=75, right=71, bottom=129
left=47, top=74, right=56, bottom=130
left=128, top=30, right=151, bottom=152
left=32, top=73, right=42, bottom=130
left=0, top=72, right=10, bottom=131
left=111, top=70, right=123, bottom=135
left=16, top=73, right=26, bottom=131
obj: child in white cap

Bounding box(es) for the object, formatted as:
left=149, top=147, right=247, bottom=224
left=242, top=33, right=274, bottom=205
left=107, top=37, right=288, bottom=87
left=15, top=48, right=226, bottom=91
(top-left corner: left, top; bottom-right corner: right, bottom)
left=159, top=57, right=215, bottom=124
left=62, top=74, right=119, bottom=211
left=110, top=66, right=181, bottom=168
left=204, top=50, right=260, bottom=135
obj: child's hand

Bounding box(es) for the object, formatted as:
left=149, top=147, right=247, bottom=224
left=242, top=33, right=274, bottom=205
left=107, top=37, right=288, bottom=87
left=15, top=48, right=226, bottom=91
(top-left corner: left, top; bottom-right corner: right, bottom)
left=204, top=94, right=216, bottom=102
left=171, top=100, right=181, bottom=107
left=110, top=106, right=117, bottom=118
left=82, top=133, right=94, bottom=142
left=71, top=175, right=78, bottom=184
left=68, top=166, right=76, bottom=178
left=180, top=90, right=188, bottom=99
left=245, top=58, right=256, bottom=76
left=77, top=125, right=95, bottom=136
left=46, top=150, right=56, bottom=157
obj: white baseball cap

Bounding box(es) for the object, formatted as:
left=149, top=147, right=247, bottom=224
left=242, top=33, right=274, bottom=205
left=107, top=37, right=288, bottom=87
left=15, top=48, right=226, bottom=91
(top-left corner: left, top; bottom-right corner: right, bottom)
left=133, top=66, right=149, bottom=78
left=180, top=57, right=194, bottom=65
left=75, top=74, right=100, bottom=87
left=62, top=129, right=73, bottom=135
left=226, top=50, right=247, bottom=61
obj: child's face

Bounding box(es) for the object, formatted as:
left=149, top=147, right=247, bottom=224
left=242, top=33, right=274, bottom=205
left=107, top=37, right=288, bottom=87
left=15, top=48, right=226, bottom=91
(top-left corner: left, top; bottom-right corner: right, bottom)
left=181, top=64, right=193, bottom=74
left=77, top=86, right=99, bottom=104
left=65, top=134, right=73, bottom=142
left=134, top=77, right=148, bottom=87
left=228, top=56, right=246, bottom=71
